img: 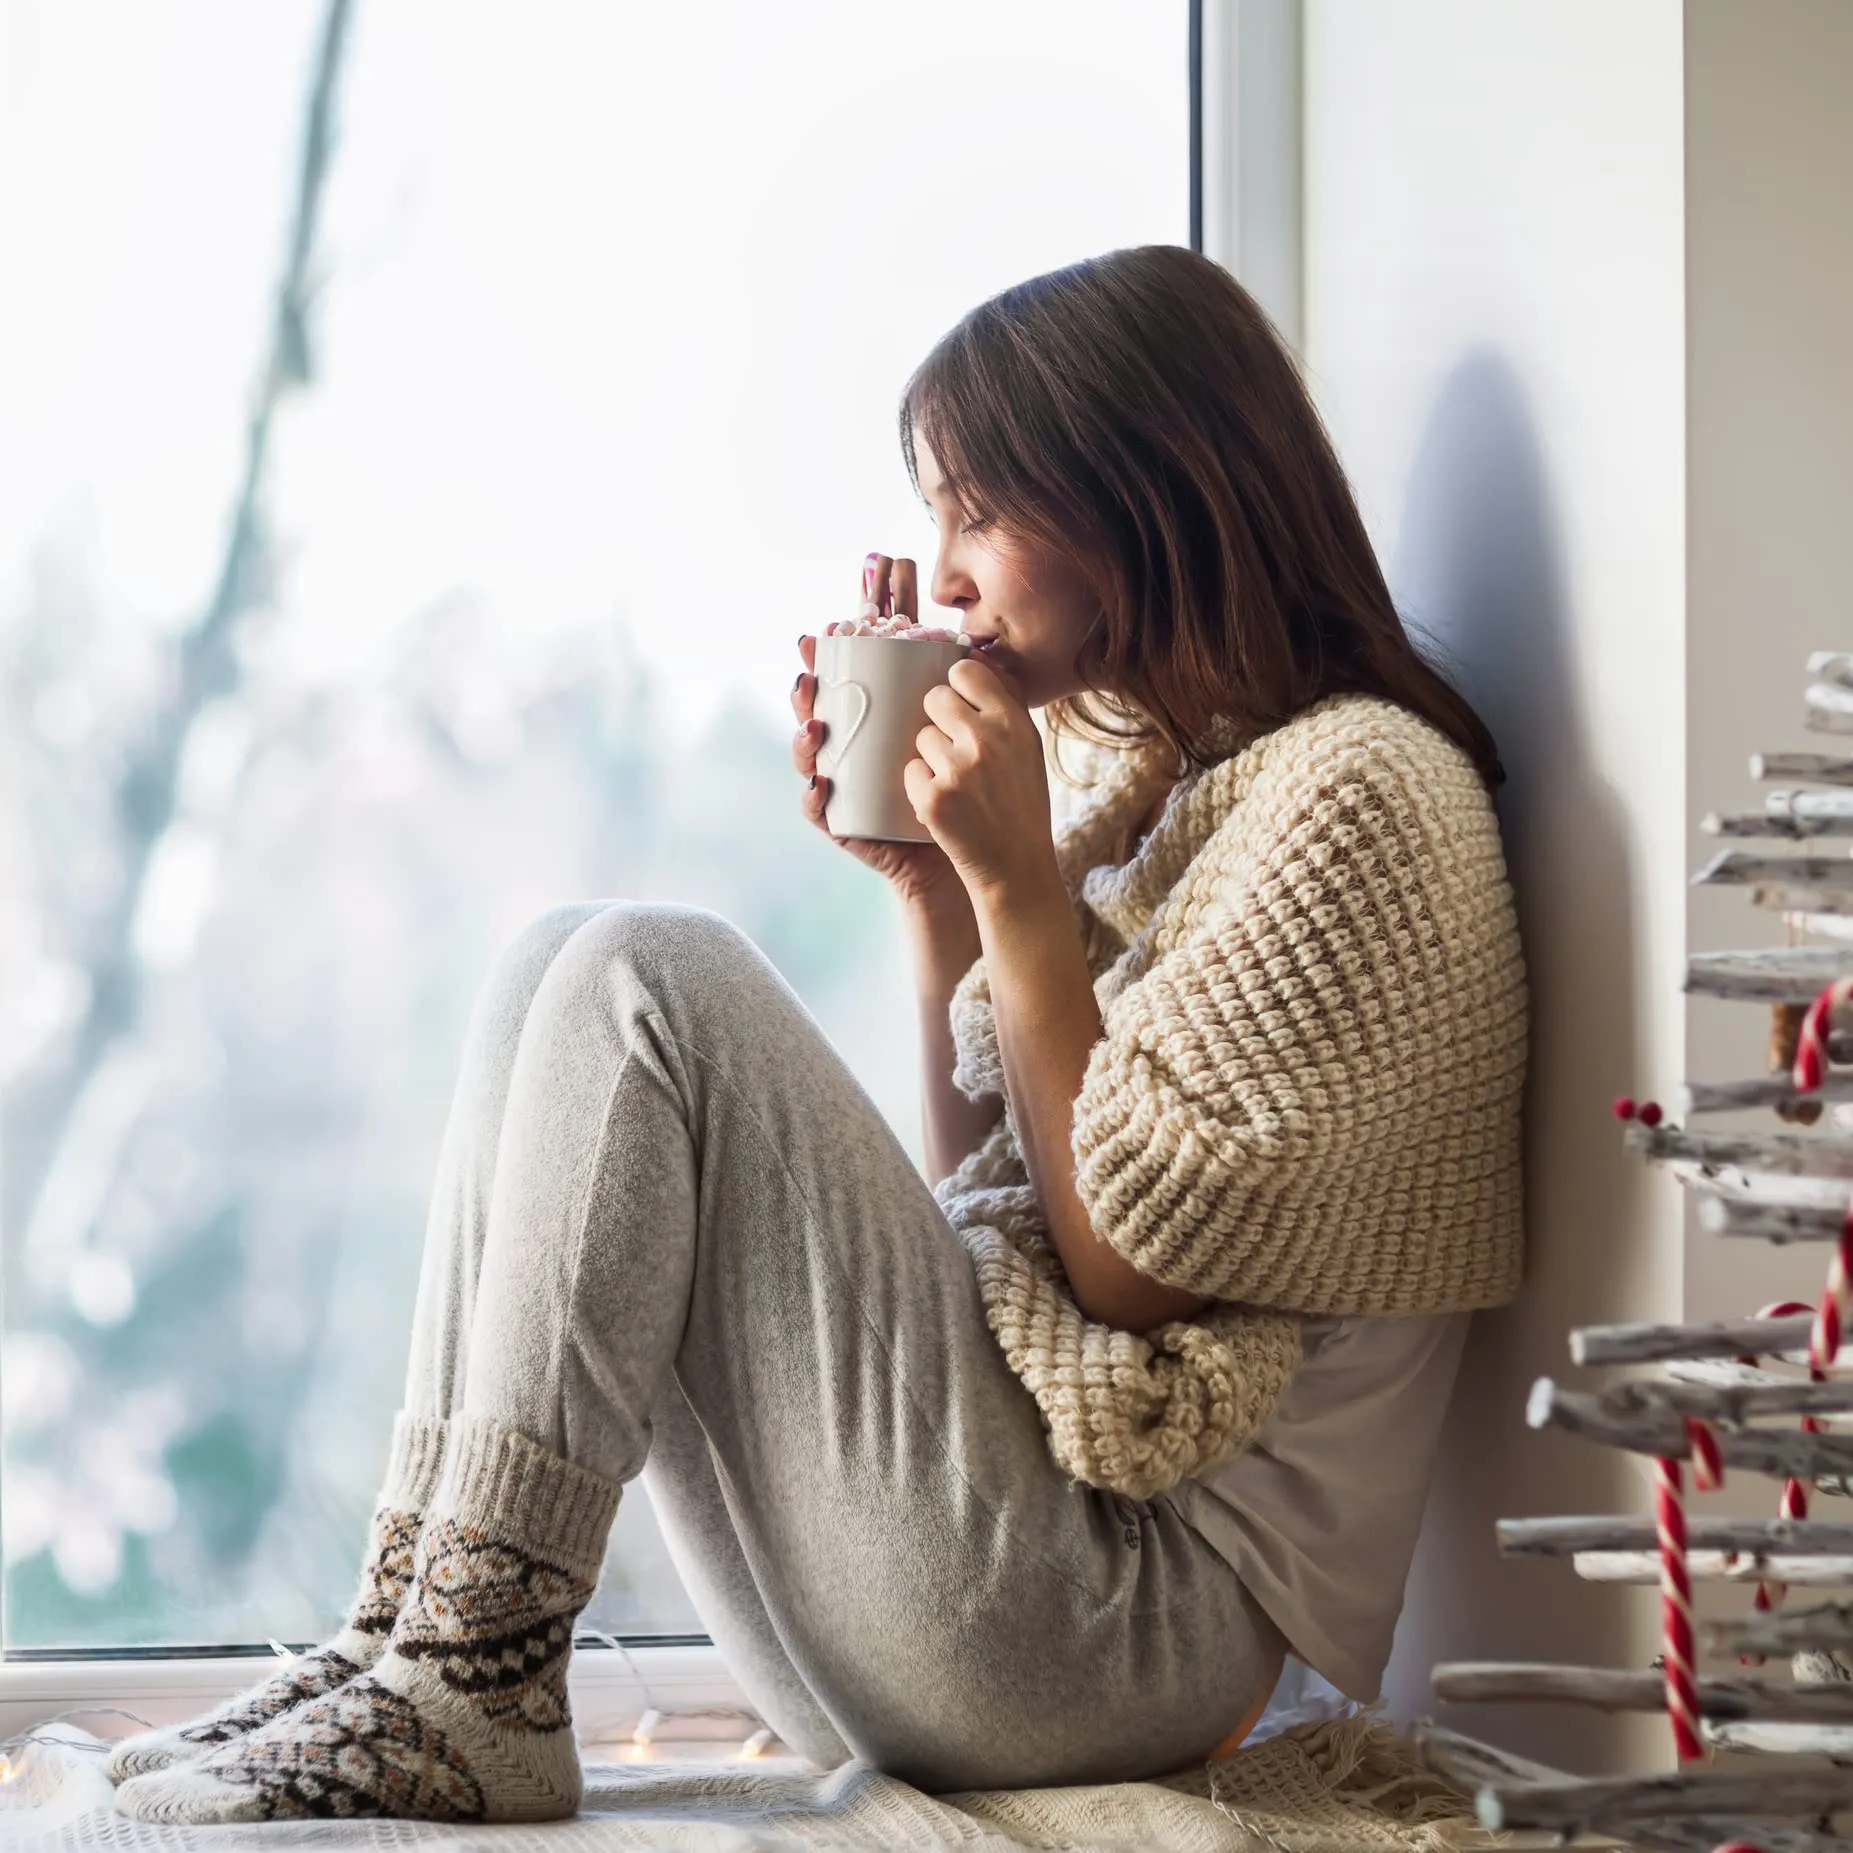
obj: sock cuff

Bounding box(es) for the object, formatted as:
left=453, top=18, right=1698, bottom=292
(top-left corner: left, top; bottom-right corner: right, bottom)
left=379, top=1411, right=449, bottom=1514
left=435, top=1415, right=620, bottom=1578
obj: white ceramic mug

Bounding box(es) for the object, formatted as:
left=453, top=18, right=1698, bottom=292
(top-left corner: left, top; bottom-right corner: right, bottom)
left=813, top=633, right=970, bottom=842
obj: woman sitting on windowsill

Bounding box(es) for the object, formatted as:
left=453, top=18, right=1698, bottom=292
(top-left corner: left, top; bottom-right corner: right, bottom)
left=110, top=244, right=1525, bottom=1827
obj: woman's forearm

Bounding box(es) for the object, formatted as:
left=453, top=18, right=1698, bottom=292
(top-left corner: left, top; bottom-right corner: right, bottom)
left=974, top=875, right=1210, bottom=1333
left=905, top=894, right=1004, bottom=1188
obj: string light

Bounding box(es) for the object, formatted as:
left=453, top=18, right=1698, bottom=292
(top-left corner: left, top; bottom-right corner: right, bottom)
left=628, top=1707, right=662, bottom=1761
left=0, top=1708, right=158, bottom=1788
left=570, top=1631, right=770, bottom=1763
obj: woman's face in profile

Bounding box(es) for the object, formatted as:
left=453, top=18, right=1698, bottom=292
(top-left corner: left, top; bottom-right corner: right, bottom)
left=913, top=437, right=1098, bottom=712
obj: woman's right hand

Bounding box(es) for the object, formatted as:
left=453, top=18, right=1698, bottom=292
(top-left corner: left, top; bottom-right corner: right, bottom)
left=793, top=555, right=970, bottom=917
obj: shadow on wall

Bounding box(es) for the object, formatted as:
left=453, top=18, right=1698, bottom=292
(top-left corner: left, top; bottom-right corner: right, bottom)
left=1378, top=352, right=1662, bottom=1772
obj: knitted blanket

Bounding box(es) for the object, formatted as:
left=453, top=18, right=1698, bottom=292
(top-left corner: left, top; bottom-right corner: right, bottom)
left=937, top=695, right=1527, bottom=1498
left=0, top=1708, right=1503, bottom=1851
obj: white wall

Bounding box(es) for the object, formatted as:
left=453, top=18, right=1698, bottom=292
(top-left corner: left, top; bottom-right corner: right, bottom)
left=1683, top=0, right=1853, bottom=1320
left=1674, top=0, right=1853, bottom=1652
left=1299, top=0, right=1688, bottom=1771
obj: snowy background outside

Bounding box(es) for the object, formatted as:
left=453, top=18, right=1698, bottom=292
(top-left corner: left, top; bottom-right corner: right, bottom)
left=0, top=0, right=1186, bottom=1649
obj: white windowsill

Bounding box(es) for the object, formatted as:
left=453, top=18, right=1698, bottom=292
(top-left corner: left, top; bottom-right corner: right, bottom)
left=0, top=1642, right=755, bottom=1754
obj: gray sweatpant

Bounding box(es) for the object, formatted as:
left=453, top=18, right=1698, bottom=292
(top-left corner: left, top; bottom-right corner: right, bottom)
left=399, top=901, right=1284, bottom=1791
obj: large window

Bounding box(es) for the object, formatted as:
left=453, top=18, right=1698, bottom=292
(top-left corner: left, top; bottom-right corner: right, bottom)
left=0, top=1, right=1190, bottom=1653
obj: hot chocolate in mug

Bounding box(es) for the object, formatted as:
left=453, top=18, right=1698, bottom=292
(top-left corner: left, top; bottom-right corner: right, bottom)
left=813, top=632, right=971, bottom=842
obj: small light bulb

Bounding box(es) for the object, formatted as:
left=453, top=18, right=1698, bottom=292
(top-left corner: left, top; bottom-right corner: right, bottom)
left=739, top=1728, right=775, bottom=1761
left=630, top=1708, right=662, bottom=1753
left=0, top=1756, right=16, bottom=1784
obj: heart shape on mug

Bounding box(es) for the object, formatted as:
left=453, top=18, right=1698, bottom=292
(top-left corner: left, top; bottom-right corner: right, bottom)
left=816, top=676, right=870, bottom=778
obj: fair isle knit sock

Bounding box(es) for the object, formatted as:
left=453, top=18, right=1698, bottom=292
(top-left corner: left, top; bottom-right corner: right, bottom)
left=107, top=1413, right=448, bottom=1783
left=116, top=1416, right=620, bottom=1826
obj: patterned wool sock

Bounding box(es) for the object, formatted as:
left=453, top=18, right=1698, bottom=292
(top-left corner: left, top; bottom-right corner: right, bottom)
left=108, top=1412, right=448, bottom=1783
left=115, top=1415, right=620, bottom=1826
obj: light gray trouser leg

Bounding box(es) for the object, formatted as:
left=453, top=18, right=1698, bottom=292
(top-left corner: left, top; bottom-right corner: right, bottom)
left=400, top=901, right=1284, bottom=1792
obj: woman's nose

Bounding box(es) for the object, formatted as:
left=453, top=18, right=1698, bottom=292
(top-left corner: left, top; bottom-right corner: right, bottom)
left=930, top=553, right=977, bottom=612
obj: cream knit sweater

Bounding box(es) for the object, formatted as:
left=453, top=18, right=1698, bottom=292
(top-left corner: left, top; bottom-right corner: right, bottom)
left=935, top=694, right=1527, bottom=1500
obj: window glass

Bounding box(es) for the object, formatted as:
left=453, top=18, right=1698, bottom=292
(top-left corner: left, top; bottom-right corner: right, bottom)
left=0, top=0, right=1187, bottom=1649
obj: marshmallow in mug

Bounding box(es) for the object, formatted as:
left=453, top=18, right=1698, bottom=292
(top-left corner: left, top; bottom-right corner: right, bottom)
left=826, top=605, right=970, bottom=644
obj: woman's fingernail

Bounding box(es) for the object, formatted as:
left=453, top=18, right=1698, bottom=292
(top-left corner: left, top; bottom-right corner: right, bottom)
left=808, top=774, right=819, bottom=790
left=792, top=671, right=802, bottom=692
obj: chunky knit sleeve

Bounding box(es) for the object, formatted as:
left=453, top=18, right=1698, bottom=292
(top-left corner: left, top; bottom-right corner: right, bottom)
left=1070, top=706, right=1526, bottom=1314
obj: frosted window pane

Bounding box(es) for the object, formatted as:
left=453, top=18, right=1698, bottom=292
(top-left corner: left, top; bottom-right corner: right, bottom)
left=0, top=0, right=1186, bottom=1649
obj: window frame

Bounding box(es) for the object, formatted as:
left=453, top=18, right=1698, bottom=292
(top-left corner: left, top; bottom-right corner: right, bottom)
left=0, top=1639, right=751, bottom=1757
left=0, top=2, right=1216, bottom=1747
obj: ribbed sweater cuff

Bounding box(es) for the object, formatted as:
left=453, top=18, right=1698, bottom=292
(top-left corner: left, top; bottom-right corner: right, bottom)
left=378, top=1411, right=449, bottom=1515
left=434, top=1414, right=620, bottom=1579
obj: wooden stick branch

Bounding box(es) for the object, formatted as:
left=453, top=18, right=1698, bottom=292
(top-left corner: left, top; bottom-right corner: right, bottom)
left=1622, top=1817, right=1853, bottom=1853
left=1685, top=1068, right=1853, bottom=1114
left=1604, top=1374, right=1853, bottom=1421
left=1629, top=1122, right=1853, bottom=1178
left=1809, top=682, right=1853, bottom=735
left=1696, top=1193, right=1852, bottom=1244
left=1498, top=1514, right=1853, bottom=1556
left=1475, top=1762, right=1853, bottom=1832
left=1573, top=1549, right=1853, bottom=1584
left=1697, top=848, right=1853, bottom=892
left=1431, top=1660, right=1853, bottom=1720
left=1793, top=791, right=1853, bottom=821
left=1705, top=1718, right=1853, bottom=1756
left=1709, top=1599, right=1853, bottom=1656
left=1754, top=882, right=1853, bottom=918
left=1756, top=751, right=1853, bottom=789
left=1706, top=807, right=1853, bottom=840
left=1409, top=1719, right=1569, bottom=1791
left=1571, top=1311, right=1817, bottom=1366
left=1527, top=1377, right=1853, bottom=1476
left=1406, top=1725, right=1853, bottom=1853
left=1666, top=1355, right=1801, bottom=1388
left=1687, top=947, right=1853, bottom=1000
left=1812, top=653, right=1853, bottom=694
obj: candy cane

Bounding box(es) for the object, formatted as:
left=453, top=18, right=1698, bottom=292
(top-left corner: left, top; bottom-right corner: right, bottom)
left=1792, top=975, right=1853, bottom=1093
left=1655, top=1417, right=1723, bottom=1764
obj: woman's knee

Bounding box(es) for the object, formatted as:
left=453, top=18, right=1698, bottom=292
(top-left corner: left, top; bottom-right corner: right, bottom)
left=538, top=901, right=763, bottom=1007
left=507, top=904, right=774, bottom=1067
left=468, top=904, right=609, bottom=1062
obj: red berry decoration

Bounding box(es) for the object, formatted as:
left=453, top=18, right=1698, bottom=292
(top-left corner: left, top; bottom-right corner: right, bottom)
left=1613, top=1096, right=1638, bottom=1122
left=1639, top=1101, right=1664, bottom=1128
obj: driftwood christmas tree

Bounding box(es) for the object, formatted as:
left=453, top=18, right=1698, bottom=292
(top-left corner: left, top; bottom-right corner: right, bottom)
left=1417, top=654, right=1853, bottom=1852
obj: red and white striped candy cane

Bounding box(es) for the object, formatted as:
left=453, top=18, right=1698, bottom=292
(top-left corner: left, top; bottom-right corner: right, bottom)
left=1807, top=1209, right=1853, bottom=1376
left=1734, top=1297, right=1821, bottom=1642
left=1792, top=975, right=1853, bottom=1094
left=1655, top=1416, right=1722, bottom=1763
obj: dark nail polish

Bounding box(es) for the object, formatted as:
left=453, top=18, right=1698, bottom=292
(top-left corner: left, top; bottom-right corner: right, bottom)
left=793, top=671, right=802, bottom=692
left=808, top=774, right=818, bottom=790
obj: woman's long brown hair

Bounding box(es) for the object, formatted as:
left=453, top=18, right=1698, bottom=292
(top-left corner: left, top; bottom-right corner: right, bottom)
left=900, top=245, right=1502, bottom=787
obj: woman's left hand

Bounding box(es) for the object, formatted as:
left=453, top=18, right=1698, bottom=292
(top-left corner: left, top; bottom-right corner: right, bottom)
left=907, top=657, right=1061, bottom=909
